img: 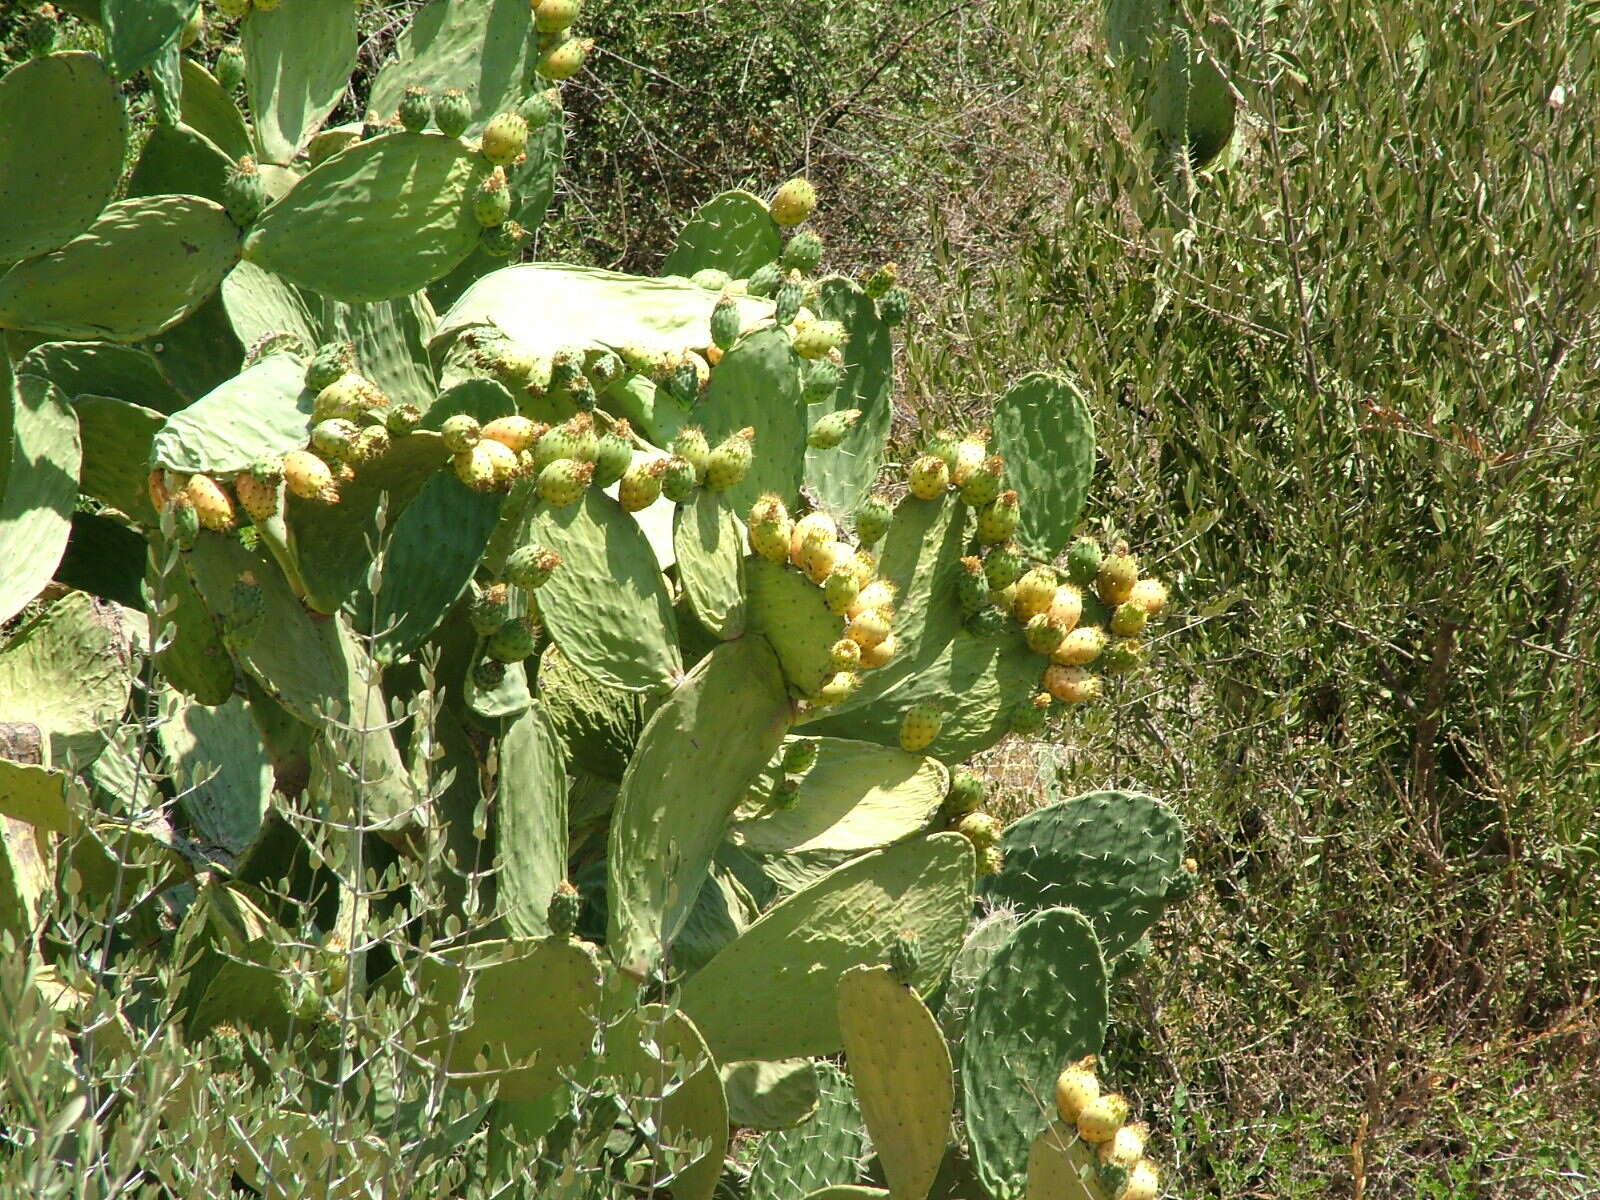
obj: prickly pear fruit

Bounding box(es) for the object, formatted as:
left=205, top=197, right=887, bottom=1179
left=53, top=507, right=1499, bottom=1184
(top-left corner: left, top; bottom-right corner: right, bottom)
left=1130, top=577, right=1169, bottom=616
left=796, top=359, right=839, bottom=408
left=455, top=440, right=519, bottom=492
left=480, top=219, right=529, bottom=258
left=888, top=929, right=921, bottom=985
left=481, top=415, right=540, bottom=454
left=520, top=87, right=563, bottom=132
left=533, top=0, right=581, bottom=34
left=957, top=556, right=990, bottom=617
left=671, top=427, right=711, bottom=482
left=659, top=356, right=700, bottom=407
left=1066, top=536, right=1103, bottom=587
left=166, top=493, right=199, bottom=548
left=863, top=262, right=898, bottom=299
left=782, top=231, right=825, bottom=274
left=1118, top=1159, right=1161, bottom=1200
left=440, top=414, right=482, bottom=454
left=1111, top=601, right=1148, bottom=637
left=807, top=408, right=861, bottom=449
left=1164, top=859, right=1199, bottom=903
left=397, top=85, right=432, bottom=133
left=481, top=111, right=529, bottom=166
left=215, top=43, right=246, bottom=92
left=792, top=318, right=846, bottom=360
left=488, top=617, right=538, bottom=663
left=619, top=457, right=668, bottom=512
left=980, top=543, right=1023, bottom=591
left=547, top=880, right=581, bottom=937
left=233, top=469, right=279, bottom=524
left=1025, top=613, right=1067, bottom=656
left=899, top=702, right=944, bottom=752
left=924, top=428, right=960, bottom=469
left=1049, top=584, right=1083, bottom=632
left=1053, top=625, right=1107, bottom=667
left=537, top=458, right=593, bottom=506
left=283, top=450, right=338, bottom=503
left=959, top=454, right=1006, bottom=507
left=432, top=88, right=472, bottom=138
left=382, top=403, right=421, bottom=436
left=1009, top=690, right=1052, bottom=734
left=310, top=418, right=359, bottom=461
left=823, top=570, right=860, bottom=616
left=748, top=519, right=792, bottom=565
left=774, top=275, right=804, bottom=326
left=1097, top=543, right=1139, bottom=606
left=876, top=287, right=911, bottom=327
left=1100, top=1122, right=1149, bottom=1169
left=184, top=475, right=236, bottom=531
left=788, top=511, right=836, bottom=566
left=353, top=425, right=391, bottom=463
left=945, top=771, right=985, bottom=818
left=813, top=671, right=859, bottom=707
left=950, top=436, right=988, bottom=486
left=781, top=739, right=819, bottom=776
left=844, top=607, right=893, bottom=650
left=315, top=372, right=385, bottom=421
left=469, top=583, right=513, bottom=636
left=852, top=495, right=893, bottom=546
left=691, top=267, right=731, bottom=291
left=908, top=454, right=950, bottom=500
left=746, top=261, right=785, bottom=298
left=1101, top=638, right=1145, bottom=675
left=1054, top=1057, right=1101, bottom=1123
left=977, top=844, right=1005, bottom=878
left=798, top=536, right=844, bottom=586
left=706, top=427, right=755, bottom=491
left=848, top=578, right=896, bottom=618
left=506, top=546, right=561, bottom=591
left=592, top=422, right=634, bottom=487
left=770, top=177, right=818, bottom=227
left=1077, top=1093, right=1132, bottom=1145
left=305, top=341, right=354, bottom=393
left=977, top=490, right=1020, bottom=545
left=1045, top=664, right=1102, bottom=704
left=222, top=156, right=268, bottom=226
left=661, top=456, right=698, bottom=504
left=858, top=631, right=898, bottom=669
left=769, top=777, right=801, bottom=809
left=1013, top=566, right=1059, bottom=622
left=536, top=34, right=593, bottom=81
left=710, top=296, right=741, bottom=351
left=955, top=811, right=1001, bottom=851
left=827, top=637, right=863, bottom=673
left=474, top=166, right=512, bottom=227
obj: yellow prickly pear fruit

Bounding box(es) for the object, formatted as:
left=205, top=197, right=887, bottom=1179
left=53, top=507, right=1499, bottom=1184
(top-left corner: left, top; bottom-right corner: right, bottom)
left=844, top=607, right=893, bottom=650
left=829, top=638, right=862, bottom=672
left=793, top=319, right=847, bottom=361
left=955, top=811, right=1001, bottom=850
left=1076, top=1092, right=1132, bottom=1145
left=1054, top=1057, right=1101, bottom=1123
left=440, top=413, right=482, bottom=454
left=789, top=511, right=837, bottom=566
left=314, top=371, right=385, bottom=422
left=813, top=671, right=858, bottom=707
left=797, top=533, right=841, bottom=584
left=949, top=435, right=987, bottom=486
left=1048, top=584, right=1083, bottom=632
left=1045, top=664, right=1102, bottom=705
left=1111, top=600, right=1149, bottom=637
left=907, top=454, right=950, bottom=500
left=1052, top=625, right=1107, bottom=666
left=1012, top=566, right=1058, bottom=622
left=977, top=844, right=1005, bottom=877
left=456, top=440, right=520, bottom=492
left=1130, top=577, right=1169, bottom=616
left=770, top=177, right=817, bottom=227
left=1099, top=1122, right=1149, bottom=1169
left=1024, top=613, right=1066, bottom=656
left=283, top=450, right=339, bottom=503
left=185, top=475, right=236, bottom=531
left=480, top=111, right=530, bottom=166
left=482, top=415, right=541, bottom=453
left=619, top=457, right=668, bottom=512
left=533, top=0, right=581, bottom=33
left=823, top=569, right=860, bottom=615
left=846, top=578, right=896, bottom=619
left=537, top=457, right=594, bottom=505
left=958, top=453, right=1005, bottom=507
left=808, top=540, right=856, bottom=587
left=898, top=701, right=944, bottom=752
left=1117, top=1159, right=1161, bottom=1200
left=748, top=515, right=794, bottom=564
left=842, top=548, right=876, bottom=589
left=1097, top=542, right=1139, bottom=606
left=1101, top=637, right=1146, bottom=675
left=536, top=34, right=593, bottom=81
left=858, top=632, right=898, bottom=669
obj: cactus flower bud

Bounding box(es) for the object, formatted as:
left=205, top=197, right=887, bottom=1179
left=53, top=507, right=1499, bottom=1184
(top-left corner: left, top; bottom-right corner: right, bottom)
left=222, top=155, right=268, bottom=226
left=781, top=738, right=819, bottom=775
left=547, top=880, right=582, bottom=937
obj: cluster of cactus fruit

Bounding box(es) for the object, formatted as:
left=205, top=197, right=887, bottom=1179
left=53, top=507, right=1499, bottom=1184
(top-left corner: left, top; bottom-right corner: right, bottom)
left=0, top=1, right=1199, bottom=1197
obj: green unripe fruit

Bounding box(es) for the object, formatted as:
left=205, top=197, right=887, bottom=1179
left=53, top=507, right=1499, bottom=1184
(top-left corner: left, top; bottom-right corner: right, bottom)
left=746, top=261, right=785, bottom=298
left=537, top=34, right=593, bottom=80
left=548, top=350, right=583, bottom=393
left=977, top=490, right=1021, bottom=544
left=793, top=318, right=846, bottom=360
left=959, top=454, right=1006, bottom=507
left=1097, top=543, right=1139, bottom=605
left=823, top=570, right=860, bottom=616
left=710, top=296, right=741, bottom=351
left=592, top=421, right=634, bottom=488
left=310, top=418, right=359, bottom=461
left=215, top=44, right=246, bottom=92
left=1066, top=536, right=1103, bottom=587
left=812, top=671, right=859, bottom=707
left=671, top=427, right=711, bottom=482
left=24, top=6, right=60, bottom=55
left=863, top=262, right=898, bottom=300
left=774, top=277, right=804, bottom=326
left=706, top=427, right=755, bottom=491
left=660, top=456, right=698, bottom=504
left=506, top=545, right=561, bottom=591
left=537, top=458, right=593, bottom=506
left=854, top=495, right=893, bottom=546
left=619, top=457, right=668, bottom=512
left=924, top=428, right=960, bottom=469
left=169, top=494, right=200, bottom=548
left=474, top=167, right=512, bottom=227
left=480, top=219, right=529, bottom=258
left=888, top=929, right=921, bottom=985
left=957, top=556, right=990, bottom=617
left=440, top=414, right=482, bottom=454
left=488, top=617, right=539, bottom=663
left=955, top=811, right=1001, bottom=851
left=1010, top=691, right=1052, bottom=735
left=781, top=739, right=819, bottom=776
left=547, top=880, right=582, bottom=937
left=520, top=87, right=563, bottom=130
left=899, top=701, right=944, bottom=753
left=662, top=358, right=701, bottom=407
left=1164, top=859, right=1200, bottom=903
left=983, top=543, right=1023, bottom=590
left=398, top=85, right=432, bottom=133
left=433, top=88, right=472, bottom=138
left=1111, top=601, right=1149, bottom=637
left=807, top=408, right=861, bottom=449
left=802, top=358, right=843, bottom=404
left=1025, top=613, right=1067, bottom=655
left=1101, top=637, right=1146, bottom=675
left=481, top=111, right=529, bottom=165
left=908, top=454, right=950, bottom=500
left=829, top=637, right=862, bottom=672
left=748, top=497, right=792, bottom=562
left=964, top=606, right=1006, bottom=637
left=304, top=341, right=354, bottom=393
left=385, top=403, right=423, bottom=435
left=945, top=771, right=985, bottom=818
left=1076, top=1093, right=1132, bottom=1145
left=469, top=583, right=513, bottom=636
left=556, top=413, right=599, bottom=463
left=222, top=156, right=268, bottom=226
left=770, top=776, right=802, bottom=809
left=533, top=0, right=581, bottom=33
left=770, top=177, right=818, bottom=227
left=584, top=348, right=623, bottom=389
left=690, top=267, right=731, bottom=291
left=877, top=287, right=911, bottom=327
left=782, top=230, right=825, bottom=273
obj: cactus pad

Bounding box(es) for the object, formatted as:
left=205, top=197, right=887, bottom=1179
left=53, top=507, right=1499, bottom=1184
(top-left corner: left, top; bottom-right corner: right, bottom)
left=496, top=705, right=569, bottom=938
left=747, top=1063, right=872, bottom=1200
left=0, top=375, right=81, bottom=626
left=802, top=278, right=894, bottom=515
left=746, top=556, right=847, bottom=697
left=241, top=0, right=357, bottom=164
left=989, top=373, right=1095, bottom=561
left=662, top=188, right=784, bottom=280
left=721, top=1058, right=821, bottom=1130
left=674, top=489, right=748, bottom=639
left=151, top=353, right=312, bottom=475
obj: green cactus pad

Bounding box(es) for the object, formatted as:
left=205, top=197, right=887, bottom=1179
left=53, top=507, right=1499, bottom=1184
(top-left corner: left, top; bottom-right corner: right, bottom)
left=1151, top=18, right=1237, bottom=169
left=962, top=907, right=1109, bottom=1200
left=0, top=197, right=240, bottom=342
left=747, top=1063, right=872, bottom=1200
left=145, top=549, right=235, bottom=705
left=0, top=53, right=125, bottom=264
left=0, top=592, right=132, bottom=771
left=745, top=557, right=846, bottom=697
left=721, top=1058, right=821, bottom=1130
left=607, top=636, right=792, bottom=975
left=838, top=965, right=953, bottom=1200
left=179, top=58, right=252, bottom=160
left=980, top=789, right=1186, bottom=957
left=154, top=694, right=273, bottom=856
left=0, top=374, right=80, bottom=627
left=696, top=328, right=808, bottom=515
left=681, top=833, right=975, bottom=1062
left=661, top=189, right=784, bottom=280
left=150, top=353, right=312, bottom=475
left=802, top=278, right=893, bottom=515
left=409, top=937, right=602, bottom=1101
left=534, top=642, right=656, bottom=782
left=71, top=397, right=164, bottom=524
left=242, top=133, right=491, bottom=302
left=671, top=858, right=762, bottom=974
left=125, top=122, right=233, bottom=208
left=989, top=373, right=1095, bottom=560
left=19, top=341, right=188, bottom=416
left=531, top=488, right=681, bottom=693
left=102, top=0, right=199, bottom=80
left=798, top=1190, right=890, bottom=1200
left=219, top=258, right=319, bottom=350
left=936, top=909, right=1019, bottom=1065
left=0, top=758, right=76, bottom=837
left=496, top=705, right=568, bottom=938
left=730, top=737, right=947, bottom=855
left=1024, top=1122, right=1100, bottom=1200
left=674, top=489, right=747, bottom=639
left=241, top=0, right=356, bottom=164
